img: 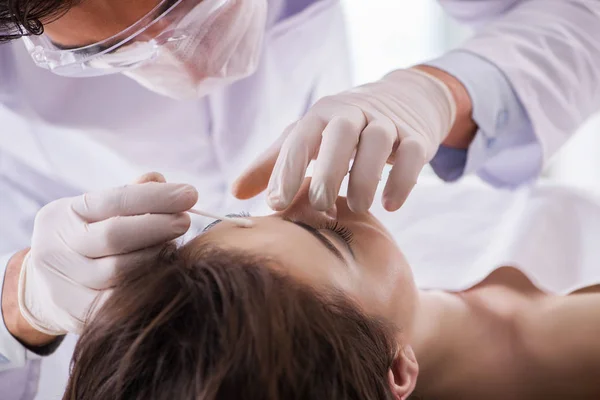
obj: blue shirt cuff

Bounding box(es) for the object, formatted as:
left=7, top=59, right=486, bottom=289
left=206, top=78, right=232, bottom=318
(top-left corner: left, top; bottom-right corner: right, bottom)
left=430, top=146, right=467, bottom=182
left=426, top=51, right=543, bottom=188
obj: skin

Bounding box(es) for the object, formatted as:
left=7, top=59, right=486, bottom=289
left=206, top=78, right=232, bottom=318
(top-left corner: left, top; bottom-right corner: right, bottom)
left=40, top=0, right=478, bottom=206
left=6, top=178, right=600, bottom=398
left=192, top=180, right=421, bottom=338
left=2, top=173, right=170, bottom=348
left=6, top=0, right=478, bottom=389
left=11, top=1, right=597, bottom=397
left=189, top=178, right=421, bottom=399
left=43, top=0, right=164, bottom=48
left=2, top=250, right=57, bottom=347
left=231, top=63, right=477, bottom=205
left=188, top=180, right=600, bottom=399
left=4, top=0, right=177, bottom=348
left=7, top=3, right=595, bottom=397
left=5, top=0, right=477, bottom=345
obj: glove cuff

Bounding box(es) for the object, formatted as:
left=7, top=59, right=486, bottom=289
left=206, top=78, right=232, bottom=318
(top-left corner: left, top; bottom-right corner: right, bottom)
left=405, top=68, right=458, bottom=131
left=382, top=68, right=458, bottom=161
left=17, top=252, right=66, bottom=337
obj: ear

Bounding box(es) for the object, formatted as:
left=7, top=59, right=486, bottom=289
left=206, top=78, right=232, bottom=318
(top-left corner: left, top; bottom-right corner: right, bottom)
left=387, top=345, right=419, bottom=400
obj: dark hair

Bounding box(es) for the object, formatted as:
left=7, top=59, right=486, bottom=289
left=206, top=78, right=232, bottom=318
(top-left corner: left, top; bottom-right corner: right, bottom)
left=0, top=0, right=80, bottom=43
left=63, top=243, right=400, bottom=400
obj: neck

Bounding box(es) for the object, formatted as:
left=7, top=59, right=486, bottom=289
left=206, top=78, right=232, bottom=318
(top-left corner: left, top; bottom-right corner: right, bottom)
left=409, top=289, right=470, bottom=394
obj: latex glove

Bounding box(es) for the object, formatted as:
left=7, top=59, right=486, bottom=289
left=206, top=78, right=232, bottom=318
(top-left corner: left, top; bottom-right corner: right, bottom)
left=233, top=68, right=456, bottom=212
left=17, top=173, right=198, bottom=335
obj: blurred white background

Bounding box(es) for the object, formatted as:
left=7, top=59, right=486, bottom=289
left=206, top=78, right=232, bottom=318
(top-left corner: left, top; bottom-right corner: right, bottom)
left=341, top=0, right=600, bottom=193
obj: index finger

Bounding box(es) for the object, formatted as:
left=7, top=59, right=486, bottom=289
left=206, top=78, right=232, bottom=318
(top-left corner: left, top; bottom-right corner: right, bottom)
left=71, top=182, right=198, bottom=222
left=267, top=115, right=326, bottom=210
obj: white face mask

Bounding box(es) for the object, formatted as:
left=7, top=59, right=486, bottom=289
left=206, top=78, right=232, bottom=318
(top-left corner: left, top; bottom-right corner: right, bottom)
left=123, top=0, right=267, bottom=99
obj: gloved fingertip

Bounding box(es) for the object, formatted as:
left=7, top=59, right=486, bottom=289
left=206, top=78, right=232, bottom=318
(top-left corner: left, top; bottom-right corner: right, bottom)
left=325, top=204, right=338, bottom=219
left=172, top=213, right=192, bottom=235
left=347, top=196, right=371, bottom=214
left=87, top=289, right=113, bottom=323
left=267, top=193, right=289, bottom=211
left=309, top=184, right=333, bottom=212
left=382, top=196, right=402, bottom=212
left=176, top=185, right=199, bottom=207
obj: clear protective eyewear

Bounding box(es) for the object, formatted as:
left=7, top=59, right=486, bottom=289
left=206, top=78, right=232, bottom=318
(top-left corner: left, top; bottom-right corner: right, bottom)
left=22, top=0, right=226, bottom=78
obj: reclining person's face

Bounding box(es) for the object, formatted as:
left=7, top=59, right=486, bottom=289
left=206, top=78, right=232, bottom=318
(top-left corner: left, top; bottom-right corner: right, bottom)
left=188, top=179, right=419, bottom=338
left=65, top=179, right=420, bottom=400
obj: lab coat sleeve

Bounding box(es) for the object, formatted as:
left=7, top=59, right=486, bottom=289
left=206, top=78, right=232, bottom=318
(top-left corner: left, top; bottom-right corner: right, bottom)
left=432, top=0, right=600, bottom=187
left=427, top=51, right=540, bottom=187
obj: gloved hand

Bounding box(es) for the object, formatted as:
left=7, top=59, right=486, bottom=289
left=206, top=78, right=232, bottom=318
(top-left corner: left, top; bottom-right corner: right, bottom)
left=17, top=173, right=198, bottom=336
left=233, top=68, right=457, bottom=212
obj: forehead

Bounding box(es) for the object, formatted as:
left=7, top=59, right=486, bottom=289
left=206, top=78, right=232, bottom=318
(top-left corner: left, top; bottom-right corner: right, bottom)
left=44, top=0, right=163, bottom=47
left=186, top=217, right=352, bottom=288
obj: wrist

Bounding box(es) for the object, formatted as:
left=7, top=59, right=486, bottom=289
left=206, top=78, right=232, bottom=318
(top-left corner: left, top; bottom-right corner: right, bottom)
left=2, top=249, right=58, bottom=347
left=412, top=65, right=477, bottom=149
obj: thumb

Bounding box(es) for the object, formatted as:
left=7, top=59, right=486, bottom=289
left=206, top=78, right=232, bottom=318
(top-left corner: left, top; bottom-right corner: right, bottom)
left=134, top=172, right=167, bottom=184
left=232, top=123, right=295, bottom=200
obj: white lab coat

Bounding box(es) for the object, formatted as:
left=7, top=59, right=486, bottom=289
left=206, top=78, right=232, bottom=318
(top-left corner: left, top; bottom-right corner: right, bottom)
left=0, top=0, right=352, bottom=397
left=441, top=0, right=600, bottom=163
left=1, top=0, right=600, bottom=398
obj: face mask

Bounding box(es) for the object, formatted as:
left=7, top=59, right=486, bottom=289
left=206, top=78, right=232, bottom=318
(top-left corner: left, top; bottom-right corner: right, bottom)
left=123, top=0, right=267, bottom=99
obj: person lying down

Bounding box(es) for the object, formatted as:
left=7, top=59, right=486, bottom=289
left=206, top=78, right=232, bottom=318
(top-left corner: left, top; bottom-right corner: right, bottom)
left=63, top=179, right=600, bottom=400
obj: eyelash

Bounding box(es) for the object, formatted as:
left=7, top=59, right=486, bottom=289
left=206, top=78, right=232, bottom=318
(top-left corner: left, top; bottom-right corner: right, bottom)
left=319, top=221, right=354, bottom=245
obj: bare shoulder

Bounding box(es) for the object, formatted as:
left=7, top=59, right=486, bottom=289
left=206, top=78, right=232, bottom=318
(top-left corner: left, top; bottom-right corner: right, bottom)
left=471, top=267, right=600, bottom=371
left=461, top=268, right=600, bottom=398
left=520, top=284, right=600, bottom=360
left=515, top=283, right=600, bottom=397
left=464, top=266, right=546, bottom=325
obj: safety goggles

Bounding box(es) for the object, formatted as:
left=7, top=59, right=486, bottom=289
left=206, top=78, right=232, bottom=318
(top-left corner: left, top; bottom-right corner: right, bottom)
left=22, top=0, right=225, bottom=77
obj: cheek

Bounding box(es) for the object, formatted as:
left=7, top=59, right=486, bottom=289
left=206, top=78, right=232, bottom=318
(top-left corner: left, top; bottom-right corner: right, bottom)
left=350, top=228, right=416, bottom=324
left=354, top=233, right=406, bottom=294
left=352, top=223, right=405, bottom=276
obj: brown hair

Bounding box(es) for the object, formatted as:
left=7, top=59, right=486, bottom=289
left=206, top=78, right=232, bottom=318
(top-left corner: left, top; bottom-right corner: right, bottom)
left=63, top=243, right=400, bottom=400
left=0, top=0, right=81, bottom=42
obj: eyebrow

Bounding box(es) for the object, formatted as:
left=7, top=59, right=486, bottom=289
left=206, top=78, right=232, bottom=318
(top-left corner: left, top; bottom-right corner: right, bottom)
left=202, top=213, right=249, bottom=232
left=203, top=216, right=347, bottom=263
left=286, top=220, right=347, bottom=263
